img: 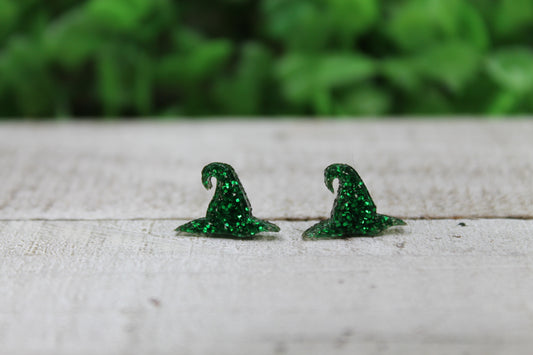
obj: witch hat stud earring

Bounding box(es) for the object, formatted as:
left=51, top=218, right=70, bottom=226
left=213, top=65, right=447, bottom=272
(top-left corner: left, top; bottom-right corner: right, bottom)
left=303, top=163, right=406, bottom=239
left=176, top=162, right=280, bottom=238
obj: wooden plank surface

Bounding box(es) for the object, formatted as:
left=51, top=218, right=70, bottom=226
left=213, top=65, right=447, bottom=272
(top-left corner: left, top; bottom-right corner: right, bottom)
left=0, top=120, right=532, bottom=355
left=0, top=120, right=531, bottom=219
left=1, top=219, right=533, bottom=355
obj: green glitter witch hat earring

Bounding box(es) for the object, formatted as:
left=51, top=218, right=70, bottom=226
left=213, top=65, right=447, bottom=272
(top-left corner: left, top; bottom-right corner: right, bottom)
left=303, top=163, right=406, bottom=239
left=176, top=162, right=280, bottom=238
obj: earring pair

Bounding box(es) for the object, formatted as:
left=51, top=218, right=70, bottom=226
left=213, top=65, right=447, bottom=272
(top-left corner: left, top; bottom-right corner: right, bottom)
left=176, top=162, right=405, bottom=239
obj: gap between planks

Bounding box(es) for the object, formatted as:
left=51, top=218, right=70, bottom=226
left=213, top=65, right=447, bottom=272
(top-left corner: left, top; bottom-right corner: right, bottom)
left=0, top=216, right=532, bottom=222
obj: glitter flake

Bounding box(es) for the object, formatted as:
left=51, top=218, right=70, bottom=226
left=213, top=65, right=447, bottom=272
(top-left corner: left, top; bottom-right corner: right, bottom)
left=303, top=164, right=406, bottom=239
left=176, top=162, right=280, bottom=238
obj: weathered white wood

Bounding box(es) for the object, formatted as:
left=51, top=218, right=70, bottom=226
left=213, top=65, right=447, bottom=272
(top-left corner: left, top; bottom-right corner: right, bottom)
left=1, top=120, right=532, bottom=354
left=1, top=219, right=533, bottom=355
left=0, top=120, right=532, bottom=220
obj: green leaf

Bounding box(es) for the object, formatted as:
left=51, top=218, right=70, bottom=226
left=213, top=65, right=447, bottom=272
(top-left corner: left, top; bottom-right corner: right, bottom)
left=87, top=0, right=153, bottom=32
left=315, top=55, right=376, bottom=89
left=404, top=86, right=453, bottom=114
left=459, top=2, right=490, bottom=51
left=326, top=0, right=378, bottom=47
left=0, top=38, right=56, bottom=116
left=263, top=0, right=378, bottom=51
left=495, top=0, right=533, bottom=38
left=43, top=9, right=101, bottom=69
left=486, top=48, right=533, bottom=93
left=158, top=36, right=233, bottom=85
left=0, top=0, right=18, bottom=39
left=412, top=41, right=482, bottom=93
left=386, top=0, right=488, bottom=52
left=380, top=59, right=421, bottom=92
left=262, top=0, right=329, bottom=51
left=277, top=54, right=376, bottom=110
left=336, top=86, right=391, bottom=116
left=214, top=43, right=273, bottom=115
left=97, top=48, right=124, bottom=116
left=387, top=0, right=456, bottom=51
left=133, top=52, right=153, bottom=115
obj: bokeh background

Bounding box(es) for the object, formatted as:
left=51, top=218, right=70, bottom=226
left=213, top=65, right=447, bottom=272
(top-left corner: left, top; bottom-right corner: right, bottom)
left=1, top=0, right=532, bottom=118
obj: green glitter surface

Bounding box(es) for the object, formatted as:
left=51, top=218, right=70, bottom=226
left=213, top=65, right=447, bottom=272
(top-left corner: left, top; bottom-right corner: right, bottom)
left=303, top=164, right=406, bottom=239
left=176, top=162, right=280, bottom=238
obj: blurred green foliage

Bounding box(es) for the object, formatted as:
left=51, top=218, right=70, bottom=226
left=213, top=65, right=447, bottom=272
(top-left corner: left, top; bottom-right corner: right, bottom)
left=0, top=0, right=533, bottom=117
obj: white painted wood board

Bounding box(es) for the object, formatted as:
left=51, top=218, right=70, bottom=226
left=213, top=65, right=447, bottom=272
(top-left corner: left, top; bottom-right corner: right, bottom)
left=0, top=120, right=532, bottom=354
left=1, top=219, right=533, bottom=355
left=0, top=120, right=531, bottom=220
